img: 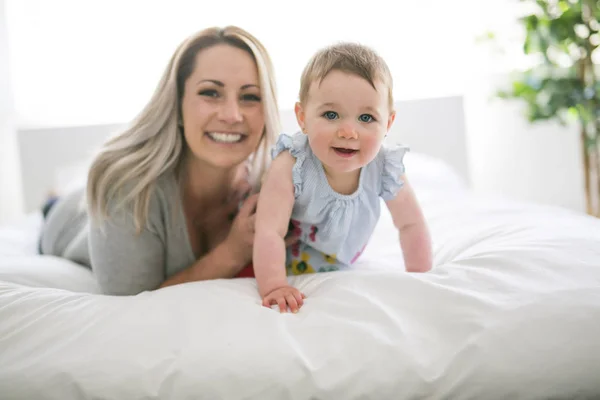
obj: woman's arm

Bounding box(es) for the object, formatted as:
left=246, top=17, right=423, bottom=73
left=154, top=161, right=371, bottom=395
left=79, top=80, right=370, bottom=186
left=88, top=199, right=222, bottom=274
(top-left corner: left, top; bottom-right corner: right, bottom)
left=89, top=215, right=167, bottom=295
left=385, top=175, right=433, bottom=273
left=90, top=194, right=255, bottom=295
left=90, top=217, right=251, bottom=295
left=159, top=241, right=243, bottom=288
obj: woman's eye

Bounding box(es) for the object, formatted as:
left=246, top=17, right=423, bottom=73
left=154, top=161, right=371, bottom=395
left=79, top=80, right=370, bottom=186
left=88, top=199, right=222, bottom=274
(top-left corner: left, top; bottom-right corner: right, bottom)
left=359, top=114, right=374, bottom=123
left=198, top=89, right=219, bottom=98
left=241, top=93, right=261, bottom=102
left=323, top=111, right=338, bottom=120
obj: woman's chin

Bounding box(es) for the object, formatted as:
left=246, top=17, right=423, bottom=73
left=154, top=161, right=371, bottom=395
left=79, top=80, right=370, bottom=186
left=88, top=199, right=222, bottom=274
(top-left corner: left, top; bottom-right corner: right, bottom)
left=184, top=136, right=262, bottom=170
left=187, top=152, right=250, bottom=170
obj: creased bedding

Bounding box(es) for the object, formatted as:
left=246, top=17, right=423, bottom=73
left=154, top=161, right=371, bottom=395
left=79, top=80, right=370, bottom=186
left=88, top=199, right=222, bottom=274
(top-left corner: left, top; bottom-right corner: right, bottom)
left=1, top=157, right=600, bottom=399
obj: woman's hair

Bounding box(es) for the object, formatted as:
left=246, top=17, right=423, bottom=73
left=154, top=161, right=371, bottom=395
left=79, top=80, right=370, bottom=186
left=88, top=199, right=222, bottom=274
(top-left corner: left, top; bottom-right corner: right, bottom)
left=298, top=42, right=393, bottom=110
left=87, top=26, right=279, bottom=231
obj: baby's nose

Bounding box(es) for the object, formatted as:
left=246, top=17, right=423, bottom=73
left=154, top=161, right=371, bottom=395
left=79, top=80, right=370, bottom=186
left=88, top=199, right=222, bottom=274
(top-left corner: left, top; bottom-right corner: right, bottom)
left=337, top=124, right=358, bottom=139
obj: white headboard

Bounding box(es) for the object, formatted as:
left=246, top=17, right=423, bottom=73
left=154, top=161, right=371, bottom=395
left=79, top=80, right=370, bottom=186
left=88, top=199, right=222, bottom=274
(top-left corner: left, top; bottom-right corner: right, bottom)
left=17, top=95, right=468, bottom=212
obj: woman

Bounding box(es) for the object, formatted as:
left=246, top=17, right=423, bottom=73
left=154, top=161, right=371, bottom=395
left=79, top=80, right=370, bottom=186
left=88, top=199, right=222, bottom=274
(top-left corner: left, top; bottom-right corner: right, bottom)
left=40, top=26, right=291, bottom=295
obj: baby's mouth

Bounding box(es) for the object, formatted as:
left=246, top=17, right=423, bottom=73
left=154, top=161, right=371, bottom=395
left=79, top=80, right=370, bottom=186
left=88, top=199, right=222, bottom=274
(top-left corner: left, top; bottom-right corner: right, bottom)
left=332, top=147, right=358, bottom=157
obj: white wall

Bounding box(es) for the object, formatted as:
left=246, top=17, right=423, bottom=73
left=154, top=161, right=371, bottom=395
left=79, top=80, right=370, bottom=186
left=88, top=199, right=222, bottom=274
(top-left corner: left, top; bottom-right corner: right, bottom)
left=5, top=0, right=475, bottom=128
left=2, top=0, right=590, bottom=217
left=464, top=73, right=585, bottom=212
left=0, top=0, right=24, bottom=224
left=461, top=1, right=586, bottom=213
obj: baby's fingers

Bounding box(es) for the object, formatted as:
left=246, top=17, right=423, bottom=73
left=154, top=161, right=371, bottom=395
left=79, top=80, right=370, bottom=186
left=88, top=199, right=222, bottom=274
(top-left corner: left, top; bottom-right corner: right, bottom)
left=286, top=294, right=300, bottom=313
left=262, top=294, right=288, bottom=313
left=262, top=297, right=272, bottom=308
left=276, top=297, right=288, bottom=313
left=262, top=290, right=305, bottom=313
left=293, top=291, right=305, bottom=307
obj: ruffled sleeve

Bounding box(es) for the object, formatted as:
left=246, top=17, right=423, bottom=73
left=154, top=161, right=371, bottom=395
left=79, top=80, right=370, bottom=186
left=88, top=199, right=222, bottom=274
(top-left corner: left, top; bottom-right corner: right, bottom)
left=379, top=144, right=409, bottom=201
left=271, top=132, right=308, bottom=198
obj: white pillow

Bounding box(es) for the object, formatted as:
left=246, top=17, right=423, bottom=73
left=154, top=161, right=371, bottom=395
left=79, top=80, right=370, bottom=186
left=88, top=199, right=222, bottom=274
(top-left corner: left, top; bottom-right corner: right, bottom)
left=402, top=151, right=468, bottom=193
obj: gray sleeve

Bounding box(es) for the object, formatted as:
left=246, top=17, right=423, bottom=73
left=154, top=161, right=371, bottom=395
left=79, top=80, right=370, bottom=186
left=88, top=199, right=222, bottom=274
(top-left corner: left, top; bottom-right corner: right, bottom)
left=89, top=203, right=166, bottom=296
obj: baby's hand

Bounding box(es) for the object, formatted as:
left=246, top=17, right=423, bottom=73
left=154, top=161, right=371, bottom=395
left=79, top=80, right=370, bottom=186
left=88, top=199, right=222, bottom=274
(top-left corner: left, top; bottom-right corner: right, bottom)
left=262, top=286, right=306, bottom=313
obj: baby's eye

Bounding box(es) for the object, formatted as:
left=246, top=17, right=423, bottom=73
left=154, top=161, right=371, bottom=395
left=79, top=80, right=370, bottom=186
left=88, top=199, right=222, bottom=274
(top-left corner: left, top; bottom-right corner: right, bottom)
left=359, top=114, right=375, bottom=123
left=198, top=89, right=219, bottom=98
left=322, top=111, right=338, bottom=120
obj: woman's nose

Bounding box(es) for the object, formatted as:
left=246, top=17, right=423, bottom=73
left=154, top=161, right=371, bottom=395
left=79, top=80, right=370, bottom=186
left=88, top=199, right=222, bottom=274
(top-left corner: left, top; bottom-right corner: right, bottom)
left=218, top=99, right=243, bottom=124
left=337, top=123, right=358, bottom=139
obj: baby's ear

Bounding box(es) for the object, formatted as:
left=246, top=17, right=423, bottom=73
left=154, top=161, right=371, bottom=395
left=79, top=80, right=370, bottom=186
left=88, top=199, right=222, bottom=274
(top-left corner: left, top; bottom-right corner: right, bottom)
left=387, top=110, right=396, bottom=132
left=294, top=102, right=306, bottom=133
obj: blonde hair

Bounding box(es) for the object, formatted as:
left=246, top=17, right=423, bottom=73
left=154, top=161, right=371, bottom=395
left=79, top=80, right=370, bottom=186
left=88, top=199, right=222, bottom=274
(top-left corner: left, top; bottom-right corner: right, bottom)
left=87, top=26, right=279, bottom=231
left=299, top=42, right=393, bottom=109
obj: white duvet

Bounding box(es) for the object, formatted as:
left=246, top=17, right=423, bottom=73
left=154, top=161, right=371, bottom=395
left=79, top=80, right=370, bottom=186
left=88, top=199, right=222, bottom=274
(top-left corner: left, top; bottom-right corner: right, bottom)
left=1, top=154, right=600, bottom=400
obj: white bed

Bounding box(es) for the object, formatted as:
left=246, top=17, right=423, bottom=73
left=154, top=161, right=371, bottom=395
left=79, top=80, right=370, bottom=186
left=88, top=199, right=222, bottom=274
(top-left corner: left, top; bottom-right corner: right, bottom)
left=1, top=96, right=600, bottom=399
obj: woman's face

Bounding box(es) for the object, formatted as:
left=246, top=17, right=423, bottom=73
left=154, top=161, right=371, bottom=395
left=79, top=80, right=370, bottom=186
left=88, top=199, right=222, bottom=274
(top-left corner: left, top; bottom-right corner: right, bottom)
left=180, top=44, right=265, bottom=170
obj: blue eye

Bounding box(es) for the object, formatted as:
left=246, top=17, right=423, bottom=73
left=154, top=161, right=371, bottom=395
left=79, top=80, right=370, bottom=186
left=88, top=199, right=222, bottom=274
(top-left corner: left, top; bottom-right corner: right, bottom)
left=323, top=111, right=338, bottom=120
left=359, top=114, right=374, bottom=123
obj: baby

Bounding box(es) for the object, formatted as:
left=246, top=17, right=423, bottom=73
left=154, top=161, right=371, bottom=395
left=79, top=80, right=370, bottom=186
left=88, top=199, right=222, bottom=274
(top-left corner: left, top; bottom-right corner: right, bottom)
left=253, top=42, right=432, bottom=313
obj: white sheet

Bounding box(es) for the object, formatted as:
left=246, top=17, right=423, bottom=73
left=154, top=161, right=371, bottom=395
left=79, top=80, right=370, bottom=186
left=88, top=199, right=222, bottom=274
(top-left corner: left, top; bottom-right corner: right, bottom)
left=1, top=159, right=600, bottom=399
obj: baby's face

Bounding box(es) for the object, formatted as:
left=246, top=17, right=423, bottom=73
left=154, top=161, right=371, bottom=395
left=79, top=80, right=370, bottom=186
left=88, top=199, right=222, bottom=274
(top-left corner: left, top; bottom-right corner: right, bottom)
left=296, top=70, right=393, bottom=176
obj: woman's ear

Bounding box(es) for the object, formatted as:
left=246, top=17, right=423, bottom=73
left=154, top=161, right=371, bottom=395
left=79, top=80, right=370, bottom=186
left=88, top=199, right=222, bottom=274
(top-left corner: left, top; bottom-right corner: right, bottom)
left=294, top=102, right=306, bottom=133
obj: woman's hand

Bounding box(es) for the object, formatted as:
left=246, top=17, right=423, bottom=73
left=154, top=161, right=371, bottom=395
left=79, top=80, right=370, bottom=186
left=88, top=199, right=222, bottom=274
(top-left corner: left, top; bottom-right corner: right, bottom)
left=223, top=193, right=259, bottom=267
left=262, top=285, right=306, bottom=313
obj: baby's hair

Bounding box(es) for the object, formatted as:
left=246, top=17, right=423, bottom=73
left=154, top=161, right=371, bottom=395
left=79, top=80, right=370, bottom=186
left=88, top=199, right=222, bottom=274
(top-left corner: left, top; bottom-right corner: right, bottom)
left=299, top=42, right=394, bottom=110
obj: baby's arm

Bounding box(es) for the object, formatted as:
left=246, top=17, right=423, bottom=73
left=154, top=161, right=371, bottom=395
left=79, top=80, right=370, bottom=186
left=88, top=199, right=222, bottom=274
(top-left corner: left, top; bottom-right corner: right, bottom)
left=385, top=175, right=432, bottom=272
left=254, top=151, right=305, bottom=312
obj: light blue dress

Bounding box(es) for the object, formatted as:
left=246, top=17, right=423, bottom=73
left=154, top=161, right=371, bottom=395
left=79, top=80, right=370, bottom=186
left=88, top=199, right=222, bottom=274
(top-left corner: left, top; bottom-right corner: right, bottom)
left=272, top=131, right=409, bottom=275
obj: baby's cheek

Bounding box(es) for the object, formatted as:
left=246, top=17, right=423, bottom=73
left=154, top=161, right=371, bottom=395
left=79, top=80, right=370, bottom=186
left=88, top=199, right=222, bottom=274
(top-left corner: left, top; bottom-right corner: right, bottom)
left=361, top=135, right=383, bottom=159
left=308, top=135, right=330, bottom=156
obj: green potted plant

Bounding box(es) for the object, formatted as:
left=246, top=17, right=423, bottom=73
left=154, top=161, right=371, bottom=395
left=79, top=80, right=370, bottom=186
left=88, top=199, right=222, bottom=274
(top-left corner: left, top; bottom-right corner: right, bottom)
left=495, top=0, right=599, bottom=217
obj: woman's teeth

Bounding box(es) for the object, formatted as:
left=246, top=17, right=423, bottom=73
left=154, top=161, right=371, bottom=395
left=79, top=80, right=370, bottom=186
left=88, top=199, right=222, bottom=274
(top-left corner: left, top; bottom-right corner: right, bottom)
left=206, top=132, right=243, bottom=143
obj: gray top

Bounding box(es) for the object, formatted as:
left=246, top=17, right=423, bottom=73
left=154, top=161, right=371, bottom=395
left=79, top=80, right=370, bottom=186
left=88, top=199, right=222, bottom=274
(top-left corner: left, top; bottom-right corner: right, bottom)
left=40, top=173, right=197, bottom=295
